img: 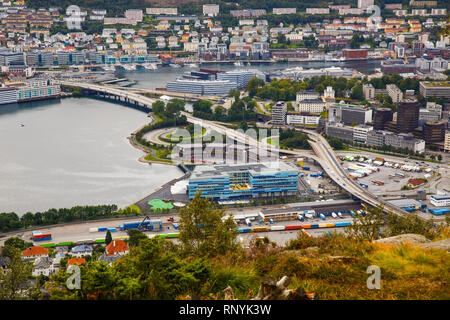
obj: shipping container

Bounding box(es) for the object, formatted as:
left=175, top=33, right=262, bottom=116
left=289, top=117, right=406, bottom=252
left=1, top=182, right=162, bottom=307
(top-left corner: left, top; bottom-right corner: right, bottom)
left=310, top=224, right=319, bottom=229
left=98, top=227, right=107, bottom=232
left=108, top=228, right=117, bottom=232
left=319, top=214, right=326, bottom=220
left=40, top=243, right=55, bottom=248
left=285, top=225, right=301, bottom=230
left=302, top=224, right=311, bottom=229
left=89, top=227, right=98, bottom=233
left=270, top=225, right=285, bottom=231
left=252, top=227, right=268, bottom=232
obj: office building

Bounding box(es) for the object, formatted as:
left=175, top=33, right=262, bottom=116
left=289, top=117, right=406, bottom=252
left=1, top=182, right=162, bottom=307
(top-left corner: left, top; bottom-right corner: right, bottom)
left=329, top=103, right=372, bottom=125
left=423, top=121, right=445, bottom=143
left=367, top=130, right=425, bottom=153
left=353, top=125, right=373, bottom=144
left=297, top=99, right=326, bottom=113
left=325, top=122, right=354, bottom=142
left=0, top=87, right=18, bottom=105
left=0, top=49, right=24, bottom=65
left=430, top=194, right=450, bottom=207
left=296, top=90, right=320, bottom=102
left=286, top=113, right=320, bottom=127
left=166, top=79, right=237, bottom=96
left=419, top=81, right=450, bottom=99
left=216, top=69, right=265, bottom=89
left=271, top=101, right=287, bottom=125
left=187, top=162, right=298, bottom=200
left=397, top=98, right=420, bottom=133
left=373, top=108, right=393, bottom=130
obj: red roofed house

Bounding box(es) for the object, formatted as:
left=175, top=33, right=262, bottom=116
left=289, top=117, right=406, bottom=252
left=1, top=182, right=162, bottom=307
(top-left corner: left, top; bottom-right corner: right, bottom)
left=407, top=178, right=426, bottom=189
left=22, top=246, right=49, bottom=261
left=67, top=258, right=86, bottom=266
left=105, top=240, right=129, bottom=256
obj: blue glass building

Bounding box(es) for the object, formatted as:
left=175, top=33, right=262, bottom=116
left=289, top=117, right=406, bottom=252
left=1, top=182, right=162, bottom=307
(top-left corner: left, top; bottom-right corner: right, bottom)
left=188, top=162, right=298, bottom=200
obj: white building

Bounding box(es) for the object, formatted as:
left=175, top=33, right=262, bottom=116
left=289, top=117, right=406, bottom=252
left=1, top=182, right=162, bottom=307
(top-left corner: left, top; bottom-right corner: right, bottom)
left=146, top=8, right=177, bottom=15
left=353, top=125, right=373, bottom=144
left=358, top=0, right=374, bottom=10
left=125, top=9, right=143, bottom=22
left=203, top=4, right=219, bottom=17
left=306, top=8, right=330, bottom=15
left=430, top=194, right=450, bottom=207
left=324, top=86, right=335, bottom=99
left=297, top=99, right=326, bottom=113
left=296, top=90, right=320, bottom=102
left=273, top=8, right=296, bottom=15
left=444, top=131, right=450, bottom=152
left=286, top=114, right=320, bottom=126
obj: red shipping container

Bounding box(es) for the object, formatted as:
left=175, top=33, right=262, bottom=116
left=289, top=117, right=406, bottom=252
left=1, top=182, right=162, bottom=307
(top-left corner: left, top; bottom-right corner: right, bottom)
left=285, top=225, right=302, bottom=230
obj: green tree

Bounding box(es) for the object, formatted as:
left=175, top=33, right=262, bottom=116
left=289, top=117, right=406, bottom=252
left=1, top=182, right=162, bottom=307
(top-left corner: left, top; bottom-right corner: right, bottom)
left=126, top=229, right=147, bottom=247
left=0, top=248, right=33, bottom=300
left=178, top=193, right=237, bottom=258
left=105, top=230, right=112, bottom=245
left=345, top=206, right=385, bottom=241
left=247, top=77, right=265, bottom=98
left=151, top=100, right=165, bottom=116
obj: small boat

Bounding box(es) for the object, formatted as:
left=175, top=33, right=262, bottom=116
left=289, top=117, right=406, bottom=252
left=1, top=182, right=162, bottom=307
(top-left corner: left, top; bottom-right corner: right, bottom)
left=144, top=63, right=158, bottom=70
left=19, top=123, right=25, bottom=127
left=234, top=61, right=242, bottom=66
left=169, top=63, right=181, bottom=68
left=187, top=63, right=198, bottom=68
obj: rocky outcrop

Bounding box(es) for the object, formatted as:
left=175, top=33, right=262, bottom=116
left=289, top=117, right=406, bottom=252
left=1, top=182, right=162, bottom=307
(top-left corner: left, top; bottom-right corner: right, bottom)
left=375, top=234, right=450, bottom=252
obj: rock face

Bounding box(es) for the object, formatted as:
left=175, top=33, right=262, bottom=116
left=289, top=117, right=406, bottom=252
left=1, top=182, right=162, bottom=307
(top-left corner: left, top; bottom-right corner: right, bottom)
left=375, top=234, right=450, bottom=252
left=375, top=234, right=430, bottom=246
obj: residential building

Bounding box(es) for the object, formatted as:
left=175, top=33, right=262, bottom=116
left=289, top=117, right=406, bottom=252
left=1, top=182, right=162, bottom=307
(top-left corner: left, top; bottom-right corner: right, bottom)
left=203, top=4, right=219, bottom=17
left=32, top=257, right=57, bottom=277
left=386, top=84, right=403, bottom=103
left=363, top=84, right=375, bottom=100
left=358, top=0, right=374, bottom=9
left=323, top=86, right=335, bottom=100
left=306, top=8, right=330, bottom=15
left=271, top=101, right=287, bottom=125
left=187, top=162, right=298, bottom=201
left=69, top=244, right=93, bottom=257
left=106, top=240, right=129, bottom=256
left=22, top=246, right=49, bottom=262
left=125, top=9, right=143, bottom=22
left=273, top=8, right=296, bottom=15
left=0, top=87, right=18, bottom=105
left=444, top=131, right=450, bottom=152
left=146, top=8, right=177, bottom=15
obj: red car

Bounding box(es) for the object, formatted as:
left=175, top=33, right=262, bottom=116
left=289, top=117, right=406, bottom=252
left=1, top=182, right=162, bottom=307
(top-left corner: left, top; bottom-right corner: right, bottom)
left=167, top=217, right=175, bottom=222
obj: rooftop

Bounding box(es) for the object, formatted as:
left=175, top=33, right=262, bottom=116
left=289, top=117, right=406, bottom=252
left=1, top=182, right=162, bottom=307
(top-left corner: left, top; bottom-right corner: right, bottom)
left=191, top=162, right=296, bottom=180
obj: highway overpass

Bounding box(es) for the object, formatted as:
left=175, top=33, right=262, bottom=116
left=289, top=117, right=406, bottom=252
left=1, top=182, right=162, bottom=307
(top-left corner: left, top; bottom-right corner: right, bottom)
left=61, top=82, right=408, bottom=217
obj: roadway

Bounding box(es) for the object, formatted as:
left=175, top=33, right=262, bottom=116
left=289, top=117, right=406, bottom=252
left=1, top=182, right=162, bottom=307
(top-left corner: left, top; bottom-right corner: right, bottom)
left=60, top=82, right=408, bottom=217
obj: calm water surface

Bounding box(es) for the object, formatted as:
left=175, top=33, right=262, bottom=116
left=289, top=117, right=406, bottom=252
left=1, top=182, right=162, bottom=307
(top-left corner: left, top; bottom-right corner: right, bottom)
left=0, top=98, right=182, bottom=215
